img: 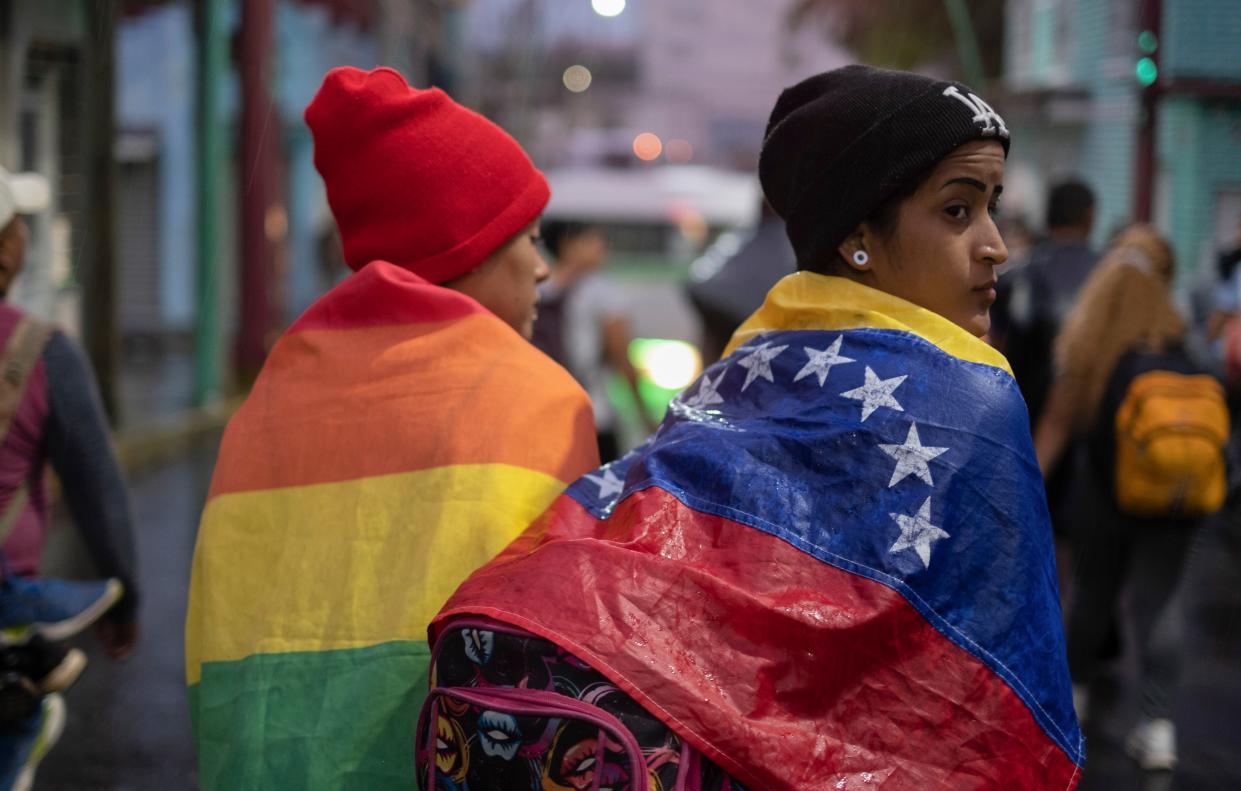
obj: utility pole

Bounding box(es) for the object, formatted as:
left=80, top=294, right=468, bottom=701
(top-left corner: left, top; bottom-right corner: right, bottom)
left=237, top=0, right=277, bottom=379
left=1133, top=0, right=1162, bottom=223
left=81, top=0, right=120, bottom=420
left=195, top=0, right=227, bottom=405
left=943, top=0, right=986, bottom=89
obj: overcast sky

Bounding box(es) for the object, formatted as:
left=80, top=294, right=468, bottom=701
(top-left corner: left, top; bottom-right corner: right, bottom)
left=465, top=0, right=640, bottom=51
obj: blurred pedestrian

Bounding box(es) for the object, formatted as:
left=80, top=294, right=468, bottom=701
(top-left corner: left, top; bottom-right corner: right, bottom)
left=1035, top=224, right=1230, bottom=771
left=428, top=65, right=1082, bottom=789
left=686, top=198, right=797, bottom=364
left=184, top=67, right=599, bottom=790
left=0, top=167, right=140, bottom=789
left=992, top=181, right=1098, bottom=544
left=992, top=181, right=1097, bottom=416
left=532, top=220, right=651, bottom=461
left=1207, top=217, right=1241, bottom=400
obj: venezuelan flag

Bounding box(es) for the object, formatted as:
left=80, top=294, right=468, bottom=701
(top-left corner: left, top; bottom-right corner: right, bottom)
left=186, top=261, right=598, bottom=789
left=436, top=273, right=1084, bottom=790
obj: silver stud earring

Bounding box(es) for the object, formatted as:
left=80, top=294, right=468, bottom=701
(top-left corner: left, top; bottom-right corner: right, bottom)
left=852, top=249, right=869, bottom=268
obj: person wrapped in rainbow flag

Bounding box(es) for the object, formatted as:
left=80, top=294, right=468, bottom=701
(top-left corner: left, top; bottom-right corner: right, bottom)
left=427, top=66, right=1084, bottom=789
left=185, top=67, right=599, bottom=789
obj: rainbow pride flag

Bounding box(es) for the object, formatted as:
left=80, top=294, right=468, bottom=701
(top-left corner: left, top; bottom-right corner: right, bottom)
left=437, top=273, right=1084, bottom=790
left=186, top=261, right=598, bottom=789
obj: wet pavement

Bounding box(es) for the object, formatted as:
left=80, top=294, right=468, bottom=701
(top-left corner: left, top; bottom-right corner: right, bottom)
left=37, top=439, right=216, bottom=790
left=23, top=437, right=1241, bottom=789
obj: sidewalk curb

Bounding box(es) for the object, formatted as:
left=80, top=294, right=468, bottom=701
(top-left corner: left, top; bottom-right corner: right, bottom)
left=113, top=397, right=241, bottom=477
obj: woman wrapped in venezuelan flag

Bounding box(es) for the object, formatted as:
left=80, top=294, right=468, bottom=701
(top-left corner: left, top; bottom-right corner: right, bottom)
left=185, top=67, right=599, bottom=790
left=427, top=66, right=1084, bottom=790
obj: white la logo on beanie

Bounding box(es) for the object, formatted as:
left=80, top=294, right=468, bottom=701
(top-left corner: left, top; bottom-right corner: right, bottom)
left=942, top=86, right=1009, bottom=139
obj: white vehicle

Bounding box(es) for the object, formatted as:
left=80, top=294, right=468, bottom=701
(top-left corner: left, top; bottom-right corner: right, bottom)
left=540, top=166, right=760, bottom=445
left=543, top=165, right=760, bottom=271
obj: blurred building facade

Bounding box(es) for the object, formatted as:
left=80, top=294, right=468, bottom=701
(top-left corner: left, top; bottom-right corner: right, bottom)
left=0, top=0, right=442, bottom=423
left=116, top=0, right=380, bottom=348
left=464, top=0, right=848, bottom=170
left=0, top=4, right=98, bottom=334
left=1003, top=0, right=1241, bottom=283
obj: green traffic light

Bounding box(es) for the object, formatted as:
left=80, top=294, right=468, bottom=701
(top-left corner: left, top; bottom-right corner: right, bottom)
left=1136, top=57, right=1158, bottom=87
left=1138, top=30, right=1158, bottom=54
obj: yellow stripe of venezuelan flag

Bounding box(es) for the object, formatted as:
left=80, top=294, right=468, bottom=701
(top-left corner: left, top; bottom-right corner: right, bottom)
left=724, top=272, right=1013, bottom=376
left=185, top=462, right=563, bottom=685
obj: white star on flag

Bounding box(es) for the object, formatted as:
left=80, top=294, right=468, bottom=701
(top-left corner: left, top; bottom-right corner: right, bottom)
left=889, top=497, right=951, bottom=569
left=584, top=467, right=624, bottom=500
left=736, top=342, right=789, bottom=392
left=878, top=423, right=949, bottom=487
left=684, top=370, right=725, bottom=408
left=793, top=336, right=855, bottom=387
left=841, top=367, right=907, bottom=422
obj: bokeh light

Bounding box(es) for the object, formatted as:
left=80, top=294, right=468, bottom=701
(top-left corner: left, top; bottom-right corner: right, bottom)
left=631, top=339, right=702, bottom=390
left=675, top=209, right=708, bottom=247
left=591, top=0, right=626, bottom=17
left=633, top=132, right=663, bottom=161
left=562, top=65, right=592, bottom=93
left=1136, top=56, right=1158, bottom=87
left=666, top=138, right=694, bottom=163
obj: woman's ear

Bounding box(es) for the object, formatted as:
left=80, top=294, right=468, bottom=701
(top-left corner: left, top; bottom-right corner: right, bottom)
left=837, top=228, right=871, bottom=272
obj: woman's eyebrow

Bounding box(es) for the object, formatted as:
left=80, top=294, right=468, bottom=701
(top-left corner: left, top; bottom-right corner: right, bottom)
left=941, top=178, right=1004, bottom=197
left=941, top=177, right=987, bottom=192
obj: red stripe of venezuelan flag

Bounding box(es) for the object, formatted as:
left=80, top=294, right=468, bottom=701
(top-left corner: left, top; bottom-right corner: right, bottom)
left=438, top=491, right=1081, bottom=791
left=186, top=261, right=598, bottom=790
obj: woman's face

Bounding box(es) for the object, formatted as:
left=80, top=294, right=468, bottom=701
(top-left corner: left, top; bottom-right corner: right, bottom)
left=843, top=140, right=1008, bottom=337
left=446, top=220, right=550, bottom=339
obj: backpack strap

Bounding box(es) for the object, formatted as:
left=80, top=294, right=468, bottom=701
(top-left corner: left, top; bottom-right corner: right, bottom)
left=0, top=316, right=54, bottom=546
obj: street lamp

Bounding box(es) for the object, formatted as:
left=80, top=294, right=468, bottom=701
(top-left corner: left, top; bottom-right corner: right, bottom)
left=591, top=0, right=625, bottom=18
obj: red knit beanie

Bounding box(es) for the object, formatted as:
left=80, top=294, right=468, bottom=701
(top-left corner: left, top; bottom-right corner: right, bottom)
left=305, top=67, right=550, bottom=283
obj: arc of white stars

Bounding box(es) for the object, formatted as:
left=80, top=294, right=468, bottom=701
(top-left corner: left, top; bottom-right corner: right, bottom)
left=840, top=366, right=907, bottom=422
left=793, top=336, right=855, bottom=387
left=878, top=423, right=949, bottom=488
left=736, top=342, right=789, bottom=392
left=583, top=467, right=624, bottom=500
left=889, top=497, right=951, bottom=569
left=684, top=370, right=725, bottom=408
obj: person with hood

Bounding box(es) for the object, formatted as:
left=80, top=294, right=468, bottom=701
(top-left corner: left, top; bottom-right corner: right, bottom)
left=425, top=66, right=1082, bottom=789
left=687, top=197, right=797, bottom=364
left=185, top=67, right=599, bottom=790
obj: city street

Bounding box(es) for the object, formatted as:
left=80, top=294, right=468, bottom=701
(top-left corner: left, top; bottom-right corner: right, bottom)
left=37, top=441, right=215, bottom=790
left=20, top=434, right=1241, bottom=789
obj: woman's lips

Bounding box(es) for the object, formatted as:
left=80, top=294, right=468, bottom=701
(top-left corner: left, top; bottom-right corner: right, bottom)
left=973, top=282, right=998, bottom=303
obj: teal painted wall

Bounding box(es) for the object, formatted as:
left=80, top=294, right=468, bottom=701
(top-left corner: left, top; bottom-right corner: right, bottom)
left=1158, top=100, right=1241, bottom=286
left=1005, top=0, right=1241, bottom=283
left=1073, top=0, right=1138, bottom=250
left=1162, top=0, right=1241, bottom=81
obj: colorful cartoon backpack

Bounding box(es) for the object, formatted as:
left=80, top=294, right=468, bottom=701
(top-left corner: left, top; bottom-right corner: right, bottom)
left=417, top=617, right=745, bottom=791
left=1114, top=370, right=1230, bottom=518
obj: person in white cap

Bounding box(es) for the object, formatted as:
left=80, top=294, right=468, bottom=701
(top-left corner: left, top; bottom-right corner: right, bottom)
left=0, top=168, right=50, bottom=298
left=0, top=167, right=140, bottom=791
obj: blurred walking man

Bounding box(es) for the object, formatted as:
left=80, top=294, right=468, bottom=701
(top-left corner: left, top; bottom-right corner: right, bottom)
left=992, top=180, right=1098, bottom=426
left=992, top=180, right=1098, bottom=548
left=0, top=166, right=140, bottom=789
left=185, top=67, right=599, bottom=790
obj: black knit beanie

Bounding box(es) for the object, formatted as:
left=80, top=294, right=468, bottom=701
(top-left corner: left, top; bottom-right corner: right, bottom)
left=759, top=64, right=1011, bottom=270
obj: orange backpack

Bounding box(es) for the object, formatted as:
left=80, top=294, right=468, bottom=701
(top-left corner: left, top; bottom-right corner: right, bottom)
left=1114, top=370, right=1230, bottom=518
